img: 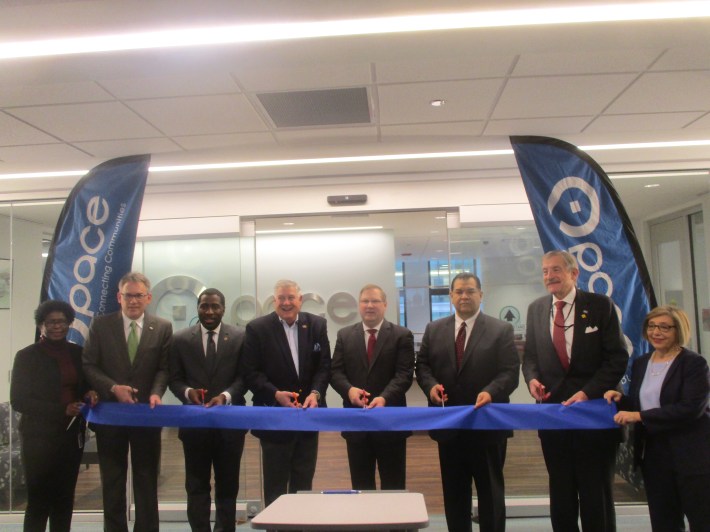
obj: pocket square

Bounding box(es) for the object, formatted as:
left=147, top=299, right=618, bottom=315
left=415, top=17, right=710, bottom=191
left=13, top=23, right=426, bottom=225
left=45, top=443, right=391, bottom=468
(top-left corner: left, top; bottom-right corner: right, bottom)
left=313, top=343, right=321, bottom=352
left=585, top=326, right=598, bottom=334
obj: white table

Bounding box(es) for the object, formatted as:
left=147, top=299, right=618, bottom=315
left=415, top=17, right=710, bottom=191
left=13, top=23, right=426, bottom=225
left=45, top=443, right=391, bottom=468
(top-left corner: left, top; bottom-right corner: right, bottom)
left=250, top=492, right=429, bottom=531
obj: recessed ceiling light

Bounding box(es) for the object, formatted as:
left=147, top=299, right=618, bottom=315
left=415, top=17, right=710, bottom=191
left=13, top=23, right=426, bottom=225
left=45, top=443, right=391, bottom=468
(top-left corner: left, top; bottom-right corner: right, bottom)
left=283, top=222, right=295, bottom=226
left=644, top=184, right=661, bottom=188
left=434, top=215, right=446, bottom=220
left=430, top=99, right=446, bottom=107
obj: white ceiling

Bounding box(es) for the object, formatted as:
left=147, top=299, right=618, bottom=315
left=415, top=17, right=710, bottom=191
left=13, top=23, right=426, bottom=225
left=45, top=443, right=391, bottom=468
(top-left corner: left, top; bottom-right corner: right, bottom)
left=1, top=0, right=709, bottom=222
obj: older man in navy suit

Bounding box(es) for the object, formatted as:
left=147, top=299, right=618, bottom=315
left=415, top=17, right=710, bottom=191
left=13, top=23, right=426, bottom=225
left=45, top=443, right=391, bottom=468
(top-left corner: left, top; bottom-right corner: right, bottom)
left=331, top=284, right=414, bottom=490
left=83, top=271, right=172, bottom=532
left=416, top=272, right=519, bottom=532
left=523, top=250, right=628, bottom=532
left=170, top=288, right=246, bottom=532
left=240, top=279, right=331, bottom=506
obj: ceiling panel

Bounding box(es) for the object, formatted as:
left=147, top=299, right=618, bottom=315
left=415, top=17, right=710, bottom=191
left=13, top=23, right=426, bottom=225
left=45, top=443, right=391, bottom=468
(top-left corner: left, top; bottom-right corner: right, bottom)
left=606, top=71, right=710, bottom=114
left=73, top=137, right=183, bottom=158
left=125, top=94, right=269, bottom=136
left=483, top=116, right=591, bottom=136
left=512, top=48, right=661, bottom=76
left=99, top=72, right=242, bottom=99
left=0, top=113, right=59, bottom=145
left=585, top=112, right=704, bottom=133
left=651, top=47, right=710, bottom=71
left=174, top=132, right=277, bottom=150
left=381, top=121, right=485, bottom=139
left=378, top=79, right=504, bottom=124
left=235, top=64, right=373, bottom=92
left=274, top=126, right=378, bottom=145
left=0, top=143, right=91, bottom=164
left=7, top=101, right=163, bottom=141
left=0, top=81, right=113, bottom=107
left=493, top=74, right=637, bottom=119
left=375, top=56, right=516, bottom=83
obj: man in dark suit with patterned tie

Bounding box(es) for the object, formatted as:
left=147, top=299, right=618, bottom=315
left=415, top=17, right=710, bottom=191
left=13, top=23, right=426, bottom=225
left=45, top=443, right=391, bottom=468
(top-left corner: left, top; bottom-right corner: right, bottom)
left=416, top=272, right=520, bottom=532
left=523, top=250, right=628, bottom=532
left=240, top=279, right=331, bottom=506
left=82, top=272, right=172, bottom=532
left=330, top=284, right=414, bottom=490
left=169, top=288, right=247, bottom=532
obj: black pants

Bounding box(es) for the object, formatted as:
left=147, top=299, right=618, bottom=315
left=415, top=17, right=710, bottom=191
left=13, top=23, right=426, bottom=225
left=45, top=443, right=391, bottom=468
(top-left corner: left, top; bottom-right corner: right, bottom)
left=181, top=428, right=246, bottom=532
left=21, top=427, right=83, bottom=532
left=437, top=435, right=507, bottom=532
left=539, top=429, right=618, bottom=532
left=643, top=435, right=710, bottom=532
left=345, top=434, right=406, bottom=490
left=95, top=424, right=162, bottom=532
left=260, top=432, right=318, bottom=507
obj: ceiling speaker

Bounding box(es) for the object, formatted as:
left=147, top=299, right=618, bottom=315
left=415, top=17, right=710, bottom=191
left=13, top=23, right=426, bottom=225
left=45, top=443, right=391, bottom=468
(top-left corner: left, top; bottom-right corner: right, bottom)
left=327, top=194, right=367, bottom=206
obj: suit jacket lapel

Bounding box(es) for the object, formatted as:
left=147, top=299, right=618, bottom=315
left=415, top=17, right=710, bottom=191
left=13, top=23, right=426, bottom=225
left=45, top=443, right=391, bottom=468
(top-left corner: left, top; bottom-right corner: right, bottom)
left=111, top=313, right=133, bottom=371
left=272, top=313, right=299, bottom=378
left=571, top=291, right=589, bottom=361
left=189, top=325, right=210, bottom=378
left=351, top=324, right=369, bottom=371
left=462, top=314, right=485, bottom=371
left=444, top=316, right=457, bottom=370
left=369, top=321, right=390, bottom=369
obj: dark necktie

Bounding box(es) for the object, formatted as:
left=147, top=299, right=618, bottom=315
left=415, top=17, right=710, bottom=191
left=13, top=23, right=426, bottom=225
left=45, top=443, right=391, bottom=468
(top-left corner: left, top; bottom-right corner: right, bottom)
left=367, top=329, right=377, bottom=364
left=206, top=330, right=217, bottom=372
left=553, top=300, right=570, bottom=371
left=455, top=322, right=467, bottom=369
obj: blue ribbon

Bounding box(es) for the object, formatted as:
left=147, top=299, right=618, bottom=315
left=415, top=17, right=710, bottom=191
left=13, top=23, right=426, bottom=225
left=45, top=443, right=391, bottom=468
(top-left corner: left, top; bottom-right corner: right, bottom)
left=84, top=399, right=617, bottom=431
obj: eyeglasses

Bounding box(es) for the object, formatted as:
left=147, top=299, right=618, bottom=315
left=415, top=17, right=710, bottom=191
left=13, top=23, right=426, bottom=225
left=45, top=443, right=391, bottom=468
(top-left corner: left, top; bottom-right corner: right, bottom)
left=646, top=324, right=676, bottom=333
left=121, top=293, right=148, bottom=301
left=452, top=289, right=480, bottom=296
left=45, top=319, right=69, bottom=327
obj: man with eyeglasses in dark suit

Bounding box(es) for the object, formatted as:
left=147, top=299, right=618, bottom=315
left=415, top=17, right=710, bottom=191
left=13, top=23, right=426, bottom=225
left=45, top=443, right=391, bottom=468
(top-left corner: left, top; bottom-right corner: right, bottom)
left=83, top=271, right=172, bottom=532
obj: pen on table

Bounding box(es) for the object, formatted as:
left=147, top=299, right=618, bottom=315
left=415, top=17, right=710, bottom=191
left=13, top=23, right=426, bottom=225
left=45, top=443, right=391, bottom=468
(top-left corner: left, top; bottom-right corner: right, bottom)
left=292, top=392, right=301, bottom=407
left=199, top=388, right=206, bottom=405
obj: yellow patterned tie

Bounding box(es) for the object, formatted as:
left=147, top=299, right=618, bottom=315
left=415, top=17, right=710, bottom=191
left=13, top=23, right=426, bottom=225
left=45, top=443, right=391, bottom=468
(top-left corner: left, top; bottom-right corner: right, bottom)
left=127, top=321, right=138, bottom=363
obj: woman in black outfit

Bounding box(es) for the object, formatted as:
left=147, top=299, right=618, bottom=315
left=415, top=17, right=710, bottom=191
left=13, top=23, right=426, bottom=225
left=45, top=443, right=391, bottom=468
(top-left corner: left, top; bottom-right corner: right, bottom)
left=10, top=300, right=98, bottom=532
left=605, top=305, right=710, bottom=531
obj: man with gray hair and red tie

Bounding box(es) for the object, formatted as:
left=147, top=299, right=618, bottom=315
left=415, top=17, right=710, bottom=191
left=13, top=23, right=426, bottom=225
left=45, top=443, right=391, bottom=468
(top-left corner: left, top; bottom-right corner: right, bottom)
left=523, top=250, right=628, bottom=531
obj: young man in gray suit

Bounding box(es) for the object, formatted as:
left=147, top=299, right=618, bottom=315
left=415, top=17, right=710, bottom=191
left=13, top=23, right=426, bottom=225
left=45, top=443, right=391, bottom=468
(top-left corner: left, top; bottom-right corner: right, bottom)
left=416, top=272, right=520, bottom=532
left=169, top=288, right=247, bottom=532
left=83, top=271, right=172, bottom=532
left=523, top=250, right=628, bottom=531
left=330, top=284, right=414, bottom=490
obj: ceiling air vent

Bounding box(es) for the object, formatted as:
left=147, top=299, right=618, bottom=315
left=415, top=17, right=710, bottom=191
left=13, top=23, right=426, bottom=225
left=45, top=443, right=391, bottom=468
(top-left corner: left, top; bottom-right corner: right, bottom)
left=257, top=87, right=370, bottom=128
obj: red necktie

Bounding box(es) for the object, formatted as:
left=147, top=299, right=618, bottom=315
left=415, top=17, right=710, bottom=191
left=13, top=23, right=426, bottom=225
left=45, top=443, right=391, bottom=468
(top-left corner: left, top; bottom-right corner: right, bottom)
left=553, top=300, right=570, bottom=371
left=367, top=329, right=377, bottom=364
left=455, top=322, right=467, bottom=369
